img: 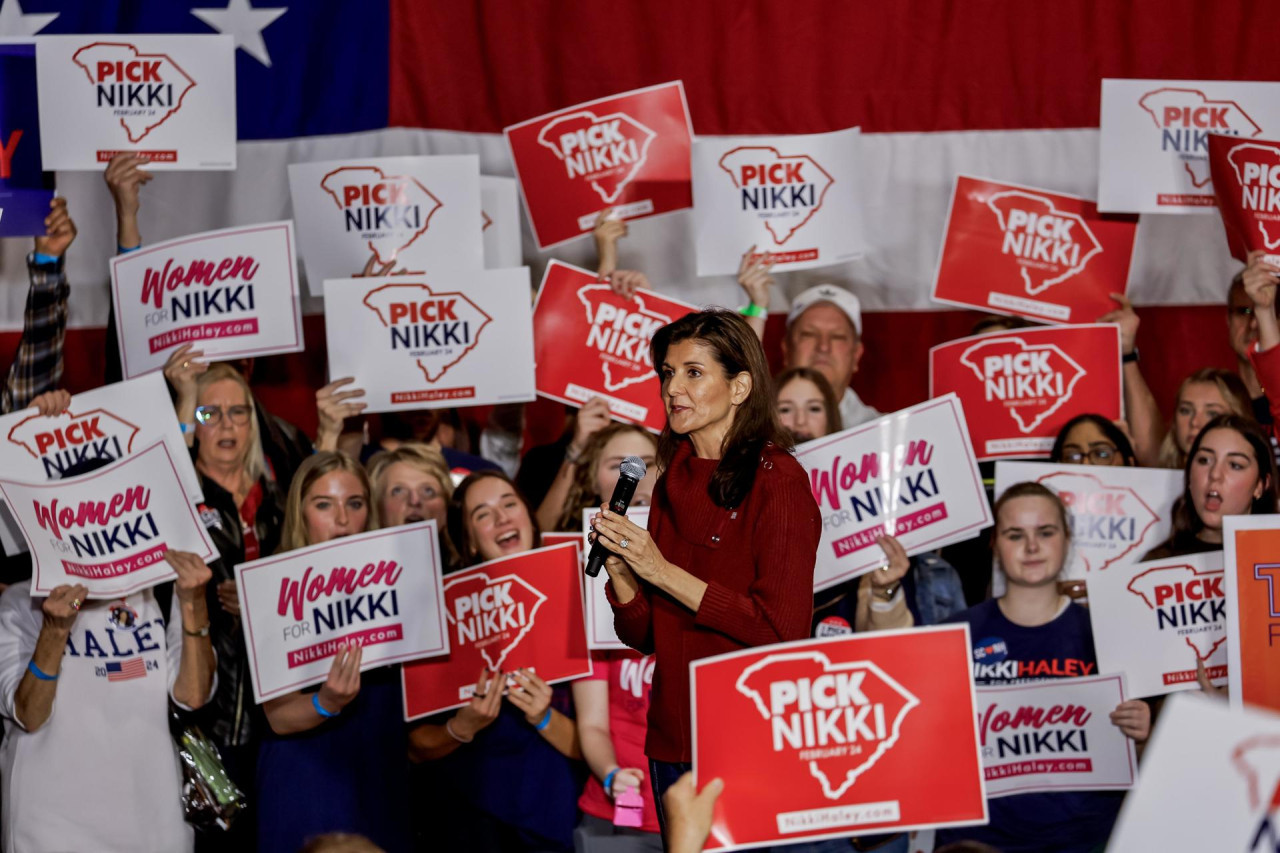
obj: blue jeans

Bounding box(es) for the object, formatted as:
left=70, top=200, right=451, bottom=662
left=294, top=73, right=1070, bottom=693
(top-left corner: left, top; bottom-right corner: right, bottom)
left=648, top=758, right=692, bottom=843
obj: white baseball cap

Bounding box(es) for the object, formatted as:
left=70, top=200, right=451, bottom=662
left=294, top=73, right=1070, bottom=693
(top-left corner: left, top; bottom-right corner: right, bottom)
left=786, top=284, right=862, bottom=336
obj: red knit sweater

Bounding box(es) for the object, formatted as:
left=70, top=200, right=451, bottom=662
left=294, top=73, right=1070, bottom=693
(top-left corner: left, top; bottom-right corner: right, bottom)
left=607, top=440, right=821, bottom=762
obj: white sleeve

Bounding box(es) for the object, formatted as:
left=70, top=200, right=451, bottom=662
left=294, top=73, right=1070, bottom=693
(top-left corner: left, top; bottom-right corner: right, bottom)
left=166, top=589, right=217, bottom=711
left=0, top=583, right=46, bottom=728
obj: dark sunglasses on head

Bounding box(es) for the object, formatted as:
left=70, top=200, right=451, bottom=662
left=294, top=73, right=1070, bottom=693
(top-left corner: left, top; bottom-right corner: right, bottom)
left=194, top=405, right=252, bottom=427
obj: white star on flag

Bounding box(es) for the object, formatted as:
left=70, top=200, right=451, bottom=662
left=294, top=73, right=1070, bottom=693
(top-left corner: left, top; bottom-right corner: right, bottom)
left=0, top=0, right=56, bottom=36
left=191, top=0, right=287, bottom=68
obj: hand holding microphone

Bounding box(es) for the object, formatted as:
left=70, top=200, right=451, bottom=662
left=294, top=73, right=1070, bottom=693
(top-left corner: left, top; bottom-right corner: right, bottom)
left=585, top=455, right=648, bottom=577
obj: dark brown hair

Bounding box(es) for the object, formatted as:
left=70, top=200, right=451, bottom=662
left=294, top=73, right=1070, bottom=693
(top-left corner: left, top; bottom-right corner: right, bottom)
left=1166, top=413, right=1278, bottom=546
left=650, top=310, right=791, bottom=508
left=446, top=469, right=542, bottom=568
left=773, top=366, right=844, bottom=437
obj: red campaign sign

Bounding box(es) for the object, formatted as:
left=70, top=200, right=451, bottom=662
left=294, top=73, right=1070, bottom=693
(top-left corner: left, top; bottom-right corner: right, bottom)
left=505, top=81, right=695, bottom=248
left=1209, top=134, right=1280, bottom=267
left=691, top=625, right=986, bottom=849
left=929, top=324, right=1123, bottom=462
left=533, top=260, right=697, bottom=432
left=401, top=543, right=592, bottom=720
left=931, top=176, right=1138, bottom=324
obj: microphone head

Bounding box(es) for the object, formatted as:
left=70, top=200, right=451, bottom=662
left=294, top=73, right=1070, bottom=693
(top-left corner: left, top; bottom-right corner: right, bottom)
left=619, top=455, right=648, bottom=481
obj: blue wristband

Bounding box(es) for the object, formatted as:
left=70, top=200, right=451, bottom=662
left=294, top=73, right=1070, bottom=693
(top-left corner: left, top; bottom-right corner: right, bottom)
left=311, top=692, right=338, bottom=718
left=31, top=252, right=60, bottom=265
left=117, top=244, right=141, bottom=255
left=534, top=708, right=553, bottom=731
left=27, top=660, right=58, bottom=681
left=603, top=768, right=619, bottom=795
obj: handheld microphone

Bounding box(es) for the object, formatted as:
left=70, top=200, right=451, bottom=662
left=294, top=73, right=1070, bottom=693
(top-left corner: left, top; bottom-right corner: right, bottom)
left=585, top=455, right=648, bottom=577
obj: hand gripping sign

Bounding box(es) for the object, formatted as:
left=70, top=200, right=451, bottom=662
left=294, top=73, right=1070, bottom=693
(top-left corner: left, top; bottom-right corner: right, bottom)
left=533, top=260, right=696, bottom=432
left=930, top=175, right=1138, bottom=324
left=401, top=543, right=592, bottom=720
left=324, top=268, right=536, bottom=413
left=691, top=127, right=866, bottom=275
left=992, top=461, right=1181, bottom=589
left=1209, top=133, right=1280, bottom=268
left=288, top=155, right=485, bottom=296
left=504, top=81, right=694, bottom=248
left=1099, top=78, right=1280, bottom=214
left=1088, top=551, right=1227, bottom=699
left=0, top=43, right=54, bottom=237
left=977, top=674, right=1137, bottom=798
left=235, top=522, right=449, bottom=704
left=929, top=324, right=1123, bottom=461
left=691, top=625, right=986, bottom=850
left=1225, top=515, right=1280, bottom=713
left=794, top=395, right=992, bottom=592
left=0, top=440, right=215, bottom=598
left=1108, top=694, right=1280, bottom=852
left=36, top=35, right=236, bottom=170
left=110, top=221, right=303, bottom=379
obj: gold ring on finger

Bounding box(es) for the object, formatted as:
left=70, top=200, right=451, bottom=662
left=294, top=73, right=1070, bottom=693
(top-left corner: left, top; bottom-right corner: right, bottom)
left=70, top=598, right=81, bottom=610
left=182, top=361, right=190, bottom=369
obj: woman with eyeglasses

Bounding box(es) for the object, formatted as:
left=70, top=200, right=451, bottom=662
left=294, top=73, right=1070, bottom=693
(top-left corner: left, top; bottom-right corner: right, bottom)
left=1050, top=414, right=1138, bottom=467
left=163, top=353, right=286, bottom=846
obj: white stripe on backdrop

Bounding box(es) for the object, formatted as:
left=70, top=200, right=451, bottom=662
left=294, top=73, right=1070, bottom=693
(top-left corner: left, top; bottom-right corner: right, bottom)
left=0, top=126, right=1242, bottom=331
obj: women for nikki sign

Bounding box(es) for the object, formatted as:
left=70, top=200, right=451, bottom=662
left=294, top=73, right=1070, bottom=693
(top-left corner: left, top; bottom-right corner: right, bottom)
left=691, top=625, right=986, bottom=850
left=324, top=268, right=536, bottom=412
left=236, top=522, right=449, bottom=703
left=691, top=127, right=866, bottom=275
left=109, top=221, right=303, bottom=379
left=1225, top=515, right=1280, bottom=713
left=930, top=176, right=1137, bottom=324
left=1088, top=551, right=1227, bottom=698
left=929, top=324, right=1123, bottom=461
left=401, top=543, right=592, bottom=720
left=977, top=674, right=1136, bottom=797
left=504, top=81, right=694, bottom=248
left=36, top=35, right=236, bottom=170
left=533, top=261, right=696, bottom=432
left=794, top=395, right=991, bottom=592
left=0, top=441, right=215, bottom=598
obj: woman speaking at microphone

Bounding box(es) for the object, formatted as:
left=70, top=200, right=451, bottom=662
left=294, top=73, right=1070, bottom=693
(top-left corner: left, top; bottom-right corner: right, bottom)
left=592, top=309, right=822, bottom=831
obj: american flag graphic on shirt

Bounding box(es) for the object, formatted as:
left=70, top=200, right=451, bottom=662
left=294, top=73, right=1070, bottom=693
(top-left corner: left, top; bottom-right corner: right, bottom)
left=105, top=659, right=147, bottom=682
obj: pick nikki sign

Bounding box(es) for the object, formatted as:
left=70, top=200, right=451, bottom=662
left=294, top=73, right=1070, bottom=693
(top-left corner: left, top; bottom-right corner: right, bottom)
left=1225, top=516, right=1280, bottom=714
left=401, top=544, right=592, bottom=720
left=533, top=260, right=697, bottom=431
left=929, top=324, right=1123, bottom=461
left=288, top=155, right=484, bottom=295
left=1209, top=134, right=1280, bottom=268
left=1089, top=551, right=1227, bottom=699
left=505, top=81, right=694, bottom=248
left=691, top=626, right=986, bottom=849
left=977, top=675, right=1137, bottom=798
left=1099, top=78, right=1280, bottom=214
left=235, top=522, right=449, bottom=704
left=0, top=441, right=215, bottom=598
left=324, top=268, right=535, bottom=412
left=36, top=35, right=236, bottom=170
left=931, top=176, right=1137, bottom=324
left=795, top=395, right=991, bottom=592
left=692, top=127, right=866, bottom=275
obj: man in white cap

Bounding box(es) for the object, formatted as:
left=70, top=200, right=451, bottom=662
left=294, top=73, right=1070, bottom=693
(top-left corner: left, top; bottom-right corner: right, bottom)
left=782, top=283, right=881, bottom=429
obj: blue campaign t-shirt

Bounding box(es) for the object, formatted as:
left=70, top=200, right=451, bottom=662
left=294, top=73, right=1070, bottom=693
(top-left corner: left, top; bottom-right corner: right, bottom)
left=935, top=599, right=1125, bottom=853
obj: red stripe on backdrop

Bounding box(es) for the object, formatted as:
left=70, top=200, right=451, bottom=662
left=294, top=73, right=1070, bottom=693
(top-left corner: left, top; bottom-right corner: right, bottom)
left=11, top=305, right=1234, bottom=452
left=388, top=0, right=1280, bottom=136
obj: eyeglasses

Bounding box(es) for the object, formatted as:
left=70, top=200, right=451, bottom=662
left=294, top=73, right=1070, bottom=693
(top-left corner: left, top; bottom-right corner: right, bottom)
left=194, top=405, right=252, bottom=427
left=1228, top=305, right=1256, bottom=319
left=1061, top=445, right=1118, bottom=465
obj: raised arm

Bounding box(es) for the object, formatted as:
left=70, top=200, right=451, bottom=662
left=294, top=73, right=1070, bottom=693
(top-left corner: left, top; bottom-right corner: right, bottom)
left=1099, top=294, right=1163, bottom=467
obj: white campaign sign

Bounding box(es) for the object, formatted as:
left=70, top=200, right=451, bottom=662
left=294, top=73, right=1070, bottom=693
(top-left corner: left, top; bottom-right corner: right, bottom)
left=1099, top=78, right=1280, bottom=213
left=36, top=34, right=236, bottom=170
left=288, top=155, right=484, bottom=295
left=1108, top=695, right=1280, bottom=851
left=481, top=175, right=522, bottom=269
left=109, top=221, right=303, bottom=379
left=0, top=441, right=215, bottom=598
left=991, top=461, right=1181, bottom=593
left=580, top=507, right=650, bottom=650
left=794, top=394, right=992, bottom=592
left=236, top=521, right=449, bottom=703
left=0, top=373, right=203, bottom=555
left=1088, top=550, right=1226, bottom=699
left=977, top=674, right=1136, bottom=798
left=692, top=127, right=865, bottom=275
left=323, top=268, right=536, bottom=412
